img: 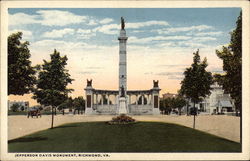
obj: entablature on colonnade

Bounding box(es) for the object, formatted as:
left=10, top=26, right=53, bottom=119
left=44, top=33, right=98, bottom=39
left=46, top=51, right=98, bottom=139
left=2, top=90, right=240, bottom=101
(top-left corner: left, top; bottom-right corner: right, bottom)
left=91, top=89, right=160, bottom=95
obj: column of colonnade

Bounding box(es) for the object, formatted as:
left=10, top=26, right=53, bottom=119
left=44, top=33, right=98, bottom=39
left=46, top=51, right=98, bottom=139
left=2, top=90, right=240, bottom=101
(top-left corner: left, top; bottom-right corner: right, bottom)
left=93, top=92, right=154, bottom=106
left=94, top=93, right=120, bottom=106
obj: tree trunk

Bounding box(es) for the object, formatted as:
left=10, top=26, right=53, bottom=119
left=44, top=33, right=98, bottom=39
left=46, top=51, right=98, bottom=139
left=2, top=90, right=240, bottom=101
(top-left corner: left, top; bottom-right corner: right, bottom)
left=62, top=109, right=64, bottom=115
left=193, top=102, right=196, bottom=129
left=51, top=107, right=54, bottom=129
left=55, top=108, right=57, bottom=115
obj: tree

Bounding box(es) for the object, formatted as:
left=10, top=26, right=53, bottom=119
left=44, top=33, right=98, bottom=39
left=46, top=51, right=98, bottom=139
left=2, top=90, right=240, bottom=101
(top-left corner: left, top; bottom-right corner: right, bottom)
left=73, top=96, right=85, bottom=114
left=33, top=49, right=74, bottom=128
left=8, top=32, right=36, bottom=95
left=159, top=97, right=173, bottom=115
left=173, top=96, right=187, bottom=115
left=180, top=50, right=213, bottom=128
left=58, top=97, right=73, bottom=115
left=10, top=103, right=20, bottom=112
left=215, top=12, right=242, bottom=117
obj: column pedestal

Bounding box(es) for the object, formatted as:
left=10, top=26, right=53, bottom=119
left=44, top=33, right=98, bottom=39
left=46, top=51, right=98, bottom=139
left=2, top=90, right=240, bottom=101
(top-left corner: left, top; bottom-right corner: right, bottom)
left=118, top=97, right=127, bottom=114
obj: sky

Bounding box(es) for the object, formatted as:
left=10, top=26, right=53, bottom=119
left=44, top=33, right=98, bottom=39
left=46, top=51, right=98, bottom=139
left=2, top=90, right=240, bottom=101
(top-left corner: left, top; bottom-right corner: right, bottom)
left=8, top=8, right=241, bottom=106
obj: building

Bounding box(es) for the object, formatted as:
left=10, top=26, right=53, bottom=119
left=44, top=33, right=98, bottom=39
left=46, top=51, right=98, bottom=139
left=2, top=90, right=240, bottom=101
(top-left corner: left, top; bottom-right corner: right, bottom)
left=84, top=17, right=161, bottom=115
left=184, top=83, right=235, bottom=114
left=8, top=100, right=29, bottom=111
left=162, top=92, right=177, bottom=99
left=201, top=82, right=234, bottom=114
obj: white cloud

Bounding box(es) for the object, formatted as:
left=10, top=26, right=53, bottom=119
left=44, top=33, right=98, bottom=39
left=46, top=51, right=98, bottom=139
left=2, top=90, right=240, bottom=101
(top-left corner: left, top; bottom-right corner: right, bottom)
left=193, top=31, right=223, bottom=36
left=94, top=24, right=119, bottom=35
left=100, top=18, right=113, bottom=24
left=30, top=39, right=114, bottom=53
left=37, top=10, right=87, bottom=26
left=9, top=13, right=38, bottom=26
left=129, top=35, right=191, bottom=44
left=76, top=29, right=96, bottom=39
left=43, top=28, right=75, bottom=38
left=177, top=41, right=209, bottom=48
left=193, top=37, right=217, bottom=42
left=8, top=29, right=33, bottom=40
left=127, top=21, right=169, bottom=29
left=9, top=10, right=87, bottom=27
left=155, top=25, right=214, bottom=34
left=87, top=19, right=98, bottom=26
left=95, top=20, right=169, bottom=35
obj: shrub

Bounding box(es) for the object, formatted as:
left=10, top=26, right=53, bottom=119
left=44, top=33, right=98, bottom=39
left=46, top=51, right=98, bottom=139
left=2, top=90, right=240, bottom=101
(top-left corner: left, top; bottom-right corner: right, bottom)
left=108, top=114, right=136, bottom=125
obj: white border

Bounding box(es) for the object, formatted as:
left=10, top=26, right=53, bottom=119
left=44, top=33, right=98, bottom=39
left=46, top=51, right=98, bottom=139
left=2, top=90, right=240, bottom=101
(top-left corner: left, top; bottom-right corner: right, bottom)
left=1, top=1, right=249, bottom=160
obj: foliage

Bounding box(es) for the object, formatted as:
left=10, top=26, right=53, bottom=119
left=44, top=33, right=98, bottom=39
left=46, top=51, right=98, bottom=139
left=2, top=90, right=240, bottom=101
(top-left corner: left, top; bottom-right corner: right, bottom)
left=160, top=96, right=186, bottom=115
left=180, top=50, right=213, bottom=106
left=73, top=96, right=85, bottom=110
left=58, top=97, right=73, bottom=111
left=108, top=114, right=136, bottom=124
left=32, top=49, right=74, bottom=128
left=215, top=12, right=242, bottom=116
left=173, top=96, right=187, bottom=115
left=10, top=103, right=20, bottom=112
left=160, top=98, right=174, bottom=114
left=8, top=32, right=36, bottom=95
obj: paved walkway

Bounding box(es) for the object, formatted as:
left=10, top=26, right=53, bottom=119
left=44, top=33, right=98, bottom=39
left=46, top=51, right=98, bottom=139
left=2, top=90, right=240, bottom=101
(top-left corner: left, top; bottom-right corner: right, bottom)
left=8, top=114, right=240, bottom=142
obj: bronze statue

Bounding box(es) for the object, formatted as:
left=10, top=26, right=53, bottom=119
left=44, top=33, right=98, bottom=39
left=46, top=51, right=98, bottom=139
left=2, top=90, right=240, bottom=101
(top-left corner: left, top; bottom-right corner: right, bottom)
left=120, top=85, right=125, bottom=97
left=121, top=17, right=125, bottom=30
left=153, top=80, right=159, bottom=88
left=87, top=79, right=92, bottom=87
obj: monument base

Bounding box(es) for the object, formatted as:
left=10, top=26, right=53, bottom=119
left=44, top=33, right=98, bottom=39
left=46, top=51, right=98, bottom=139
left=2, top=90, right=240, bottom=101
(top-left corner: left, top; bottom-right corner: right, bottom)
left=85, top=108, right=94, bottom=114
left=118, top=97, right=127, bottom=114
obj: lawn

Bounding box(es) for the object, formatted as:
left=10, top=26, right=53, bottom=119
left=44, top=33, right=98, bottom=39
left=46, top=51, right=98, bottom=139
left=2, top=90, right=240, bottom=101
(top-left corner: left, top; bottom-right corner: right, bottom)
left=8, top=121, right=241, bottom=152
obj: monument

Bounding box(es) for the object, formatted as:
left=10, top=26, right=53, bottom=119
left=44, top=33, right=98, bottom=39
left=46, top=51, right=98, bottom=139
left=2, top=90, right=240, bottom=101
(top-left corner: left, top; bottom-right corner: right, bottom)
left=118, top=17, right=128, bottom=114
left=84, top=17, right=161, bottom=115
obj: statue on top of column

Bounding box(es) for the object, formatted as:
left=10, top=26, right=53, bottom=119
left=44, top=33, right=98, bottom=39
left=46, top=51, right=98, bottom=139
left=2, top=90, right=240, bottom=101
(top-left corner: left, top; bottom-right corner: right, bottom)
left=121, top=17, right=125, bottom=30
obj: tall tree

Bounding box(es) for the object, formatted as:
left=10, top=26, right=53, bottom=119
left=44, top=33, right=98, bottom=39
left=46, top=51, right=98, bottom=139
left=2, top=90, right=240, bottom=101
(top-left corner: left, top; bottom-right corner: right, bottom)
left=33, top=49, right=74, bottom=128
left=8, top=32, right=36, bottom=95
left=180, top=50, right=213, bottom=128
left=215, top=12, right=242, bottom=116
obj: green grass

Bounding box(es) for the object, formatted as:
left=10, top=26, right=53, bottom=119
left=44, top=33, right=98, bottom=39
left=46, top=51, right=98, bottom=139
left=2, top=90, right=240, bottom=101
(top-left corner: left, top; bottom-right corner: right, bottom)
left=8, top=121, right=241, bottom=152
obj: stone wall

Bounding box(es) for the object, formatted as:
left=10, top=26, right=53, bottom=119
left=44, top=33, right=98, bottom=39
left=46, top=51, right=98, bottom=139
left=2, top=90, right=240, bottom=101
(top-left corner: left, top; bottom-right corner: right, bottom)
left=95, top=105, right=117, bottom=114
left=128, top=105, right=152, bottom=115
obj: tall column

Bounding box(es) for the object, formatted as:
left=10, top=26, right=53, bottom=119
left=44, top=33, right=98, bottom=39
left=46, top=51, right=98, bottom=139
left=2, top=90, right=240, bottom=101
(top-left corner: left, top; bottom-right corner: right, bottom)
left=107, top=95, right=110, bottom=105
left=147, top=94, right=150, bottom=105
left=152, top=80, right=161, bottom=115
left=96, top=94, right=98, bottom=105
left=118, top=17, right=128, bottom=115
left=101, top=95, right=104, bottom=106
left=85, top=80, right=94, bottom=114
left=118, top=18, right=128, bottom=96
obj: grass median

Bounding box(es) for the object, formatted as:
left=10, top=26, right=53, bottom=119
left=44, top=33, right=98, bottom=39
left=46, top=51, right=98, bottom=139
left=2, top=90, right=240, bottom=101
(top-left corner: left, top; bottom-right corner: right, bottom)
left=8, top=121, right=241, bottom=152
